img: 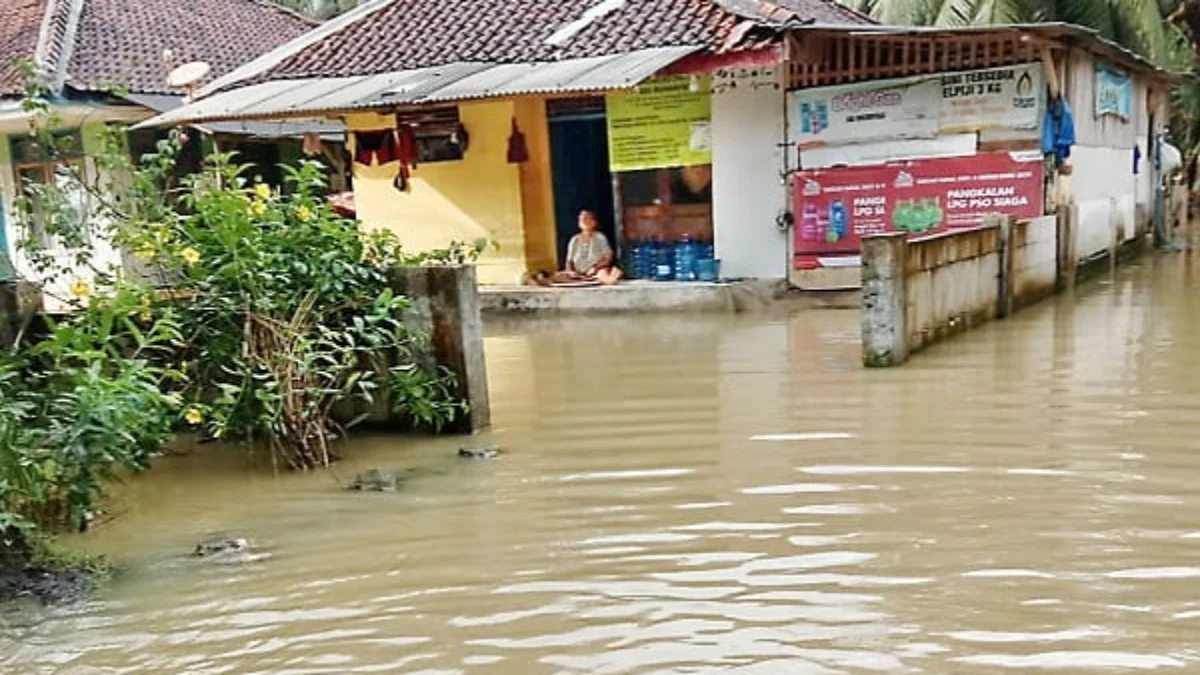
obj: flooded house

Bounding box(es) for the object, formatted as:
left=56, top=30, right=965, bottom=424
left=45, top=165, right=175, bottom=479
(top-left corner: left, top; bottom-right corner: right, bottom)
left=140, top=2, right=1170, bottom=296
left=779, top=24, right=1173, bottom=291
left=136, top=0, right=876, bottom=286
left=0, top=0, right=335, bottom=308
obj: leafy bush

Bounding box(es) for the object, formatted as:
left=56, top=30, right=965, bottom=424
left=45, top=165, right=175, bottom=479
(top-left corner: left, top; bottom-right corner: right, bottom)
left=0, top=72, right=479, bottom=540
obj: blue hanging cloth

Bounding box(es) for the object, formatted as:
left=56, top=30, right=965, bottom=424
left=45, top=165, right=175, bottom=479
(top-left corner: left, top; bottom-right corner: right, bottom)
left=1041, top=94, right=1076, bottom=164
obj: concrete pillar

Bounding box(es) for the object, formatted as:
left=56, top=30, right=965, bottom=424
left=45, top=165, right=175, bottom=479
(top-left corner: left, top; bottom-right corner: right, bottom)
left=390, top=265, right=491, bottom=433
left=989, top=215, right=1014, bottom=319
left=0, top=282, right=42, bottom=351
left=1055, top=204, right=1077, bottom=291
left=861, top=233, right=909, bottom=368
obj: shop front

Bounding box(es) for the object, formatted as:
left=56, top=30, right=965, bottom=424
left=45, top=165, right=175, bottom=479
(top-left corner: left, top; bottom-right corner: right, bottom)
left=786, top=56, right=1048, bottom=288
left=603, top=76, right=717, bottom=282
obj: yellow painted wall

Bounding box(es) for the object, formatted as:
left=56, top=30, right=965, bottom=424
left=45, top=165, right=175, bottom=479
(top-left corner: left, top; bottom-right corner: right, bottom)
left=513, top=97, right=558, bottom=272
left=346, top=102, right=529, bottom=285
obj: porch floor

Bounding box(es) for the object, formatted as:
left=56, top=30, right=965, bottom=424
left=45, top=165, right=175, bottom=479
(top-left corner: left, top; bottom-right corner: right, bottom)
left=479, top=279, right=783, bottom=314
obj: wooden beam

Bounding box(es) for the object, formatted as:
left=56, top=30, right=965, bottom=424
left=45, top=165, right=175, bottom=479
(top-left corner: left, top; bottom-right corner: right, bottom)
left=1041, top=46, right=1061, bottom=98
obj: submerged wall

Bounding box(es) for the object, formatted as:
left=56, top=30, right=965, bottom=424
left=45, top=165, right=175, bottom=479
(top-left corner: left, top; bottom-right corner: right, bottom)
left=862, top=214, right=1093, bottom=367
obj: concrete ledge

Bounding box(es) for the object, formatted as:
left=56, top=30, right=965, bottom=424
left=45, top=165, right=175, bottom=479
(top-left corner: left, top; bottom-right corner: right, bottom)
left=480, top=280, right=785, bottom=314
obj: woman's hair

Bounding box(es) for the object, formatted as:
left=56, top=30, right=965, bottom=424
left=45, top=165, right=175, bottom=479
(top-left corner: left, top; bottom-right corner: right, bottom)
left=579, top=209, right=597, bottom=219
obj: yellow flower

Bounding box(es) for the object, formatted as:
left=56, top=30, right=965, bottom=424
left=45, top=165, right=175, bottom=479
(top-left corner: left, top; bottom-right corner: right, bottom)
left=68, top=279, right=91, bottom=299
left=296, top=205, right=312, bottom=222
left=135, top=244, right=156, bottom=260
left=180, top=247, right=201, bottom=265
left=139, top=311, right=152, bottom=322
left=184, top=407, right=204, bottom=425
left=254, top=183, right=272, bottom=200
left=250, top=200, right=268, bottom=216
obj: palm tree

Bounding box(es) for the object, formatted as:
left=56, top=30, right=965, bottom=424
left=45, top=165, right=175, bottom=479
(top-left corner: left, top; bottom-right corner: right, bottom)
left=847, top=0, right=1200, bottom=155
left=846, top=0, right=1185, bottom=65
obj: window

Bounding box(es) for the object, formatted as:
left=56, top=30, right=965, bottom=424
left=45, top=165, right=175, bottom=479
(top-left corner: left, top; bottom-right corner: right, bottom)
left=10, top=130, right=88, bottom=250
left=396, top=106, right=468, bottom=163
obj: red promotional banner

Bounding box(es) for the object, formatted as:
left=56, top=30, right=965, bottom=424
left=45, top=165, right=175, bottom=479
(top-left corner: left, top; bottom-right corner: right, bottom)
left=792, top=152, right=1044, bottom=261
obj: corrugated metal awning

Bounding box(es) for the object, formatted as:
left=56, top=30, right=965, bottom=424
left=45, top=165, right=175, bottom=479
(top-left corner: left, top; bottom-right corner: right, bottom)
left=135, top=46, right=700, bottom=128
left=125, top=93, right=345, bottom=139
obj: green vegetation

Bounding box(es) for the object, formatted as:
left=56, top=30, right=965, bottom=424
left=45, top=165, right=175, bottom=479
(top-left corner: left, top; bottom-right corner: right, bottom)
left=1, top=74, right=481, bottom=555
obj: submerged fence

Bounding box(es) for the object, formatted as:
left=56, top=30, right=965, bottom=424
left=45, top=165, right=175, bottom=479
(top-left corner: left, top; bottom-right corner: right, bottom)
left=861, top=205, right=1147, bottom=367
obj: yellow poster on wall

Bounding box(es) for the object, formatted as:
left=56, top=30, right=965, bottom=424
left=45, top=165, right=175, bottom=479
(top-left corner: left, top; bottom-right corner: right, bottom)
left=606, top=76, right=712, bottom=172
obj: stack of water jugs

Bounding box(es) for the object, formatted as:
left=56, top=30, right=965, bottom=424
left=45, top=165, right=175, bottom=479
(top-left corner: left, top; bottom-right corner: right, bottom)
left=628, top=235, right=718, bottom=282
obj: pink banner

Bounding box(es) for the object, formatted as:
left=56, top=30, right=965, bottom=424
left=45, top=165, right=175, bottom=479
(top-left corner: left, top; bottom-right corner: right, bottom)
left=793, top=152, right=1044, bottom=261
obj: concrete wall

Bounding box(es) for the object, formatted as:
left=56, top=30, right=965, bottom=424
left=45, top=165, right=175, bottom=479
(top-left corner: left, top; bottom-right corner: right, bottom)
left=0, top=119, right=127, bottom=313
left=341, top=265, right=490, bottom=434
left=904, top=226, right=1002, bottom=357
left=347, top=105, right=529, bottom=286
left=862, top=214, right=1091, bottom=367
left=1009, top=215, right=1057, bottom=311
left=513, top=97, right=558, bottom=274
left=711, top=66, right=788, bottom=280
left=1064, top=51, right=1158, bottom=259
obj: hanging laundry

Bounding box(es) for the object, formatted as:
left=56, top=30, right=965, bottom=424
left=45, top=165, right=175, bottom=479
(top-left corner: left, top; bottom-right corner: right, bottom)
left=1040, top=94, right=1075, bottom=165
left=353, top=129, right=399, bottom=166
left=392, top=123, right=419, bottom=192
left=507, top=118, right=529, bottom=164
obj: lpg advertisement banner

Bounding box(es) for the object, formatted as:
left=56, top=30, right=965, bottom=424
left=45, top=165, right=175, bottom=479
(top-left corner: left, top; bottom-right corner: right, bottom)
left=790, top=63, right=1042, bottom=146
left=792, top=152, right=1044, bottom=260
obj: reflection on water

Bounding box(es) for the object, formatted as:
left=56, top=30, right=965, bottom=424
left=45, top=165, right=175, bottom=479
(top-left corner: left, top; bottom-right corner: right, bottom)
left=5, top=255, right=1200, bottom=673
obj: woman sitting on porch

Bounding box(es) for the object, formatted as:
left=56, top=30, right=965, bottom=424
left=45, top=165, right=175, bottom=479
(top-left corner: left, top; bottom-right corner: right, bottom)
left=530, top=210, right=623, bottom=286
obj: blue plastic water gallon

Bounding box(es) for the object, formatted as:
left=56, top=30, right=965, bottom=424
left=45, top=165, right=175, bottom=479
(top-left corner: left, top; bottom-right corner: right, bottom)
left=653, top=240, right=675, bottom=281
left=629, top=241, right=646, bottom=279
left=674, top=235, right=697, bottom=282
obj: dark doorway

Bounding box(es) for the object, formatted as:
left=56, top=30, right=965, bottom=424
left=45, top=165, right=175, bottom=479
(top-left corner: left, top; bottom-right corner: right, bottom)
left=548, top=106, right=616, bottom=267
left=230, top=140, right=283, bottom=188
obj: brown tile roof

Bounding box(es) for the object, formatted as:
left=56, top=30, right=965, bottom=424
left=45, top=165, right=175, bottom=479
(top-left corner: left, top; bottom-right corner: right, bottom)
left=0, top=0, right=47, bottom=95
left=68, top=0, right=317, bottom=94
left=256, top=0, right=873, bottom=82
left=0, top=0, right=317, bottom=97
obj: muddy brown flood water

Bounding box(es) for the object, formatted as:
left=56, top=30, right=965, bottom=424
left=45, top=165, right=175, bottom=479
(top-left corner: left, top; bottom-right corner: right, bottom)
left=5, top=255, right=1200, bottom=673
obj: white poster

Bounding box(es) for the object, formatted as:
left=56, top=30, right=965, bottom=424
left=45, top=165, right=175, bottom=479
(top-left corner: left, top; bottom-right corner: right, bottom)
left=939, top=63, right=1042, bottom=132
left=800, top=133, right=977, bottom=170
left=790, top=63, right=1043, bottom=146
left=791, top=76, right=940, bottom=146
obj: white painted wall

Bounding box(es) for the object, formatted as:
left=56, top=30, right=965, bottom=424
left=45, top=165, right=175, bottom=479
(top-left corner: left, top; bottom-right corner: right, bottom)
left=1065, top=51, right=1159, bottom=257
left=1012, top=215, right=1057, bottom=302
left=1070, top=145, right=1138, bottom=259
left=711, top=66, right=788, bottom=279
left=1, top=118, right=128, bottom=314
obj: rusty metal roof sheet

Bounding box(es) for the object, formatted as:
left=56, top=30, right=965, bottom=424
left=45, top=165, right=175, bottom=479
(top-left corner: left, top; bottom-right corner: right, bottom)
left=136, top=47, right=700, bottom=127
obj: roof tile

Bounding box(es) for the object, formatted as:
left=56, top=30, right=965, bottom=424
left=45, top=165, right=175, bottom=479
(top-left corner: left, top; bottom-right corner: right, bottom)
left=67, top=0, right=317, bottom=94
left=0, top=0, right=316, bottom=97
left=262, top=0, right=870, bottom=81
left=0, top=0, right=47, bottom=95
